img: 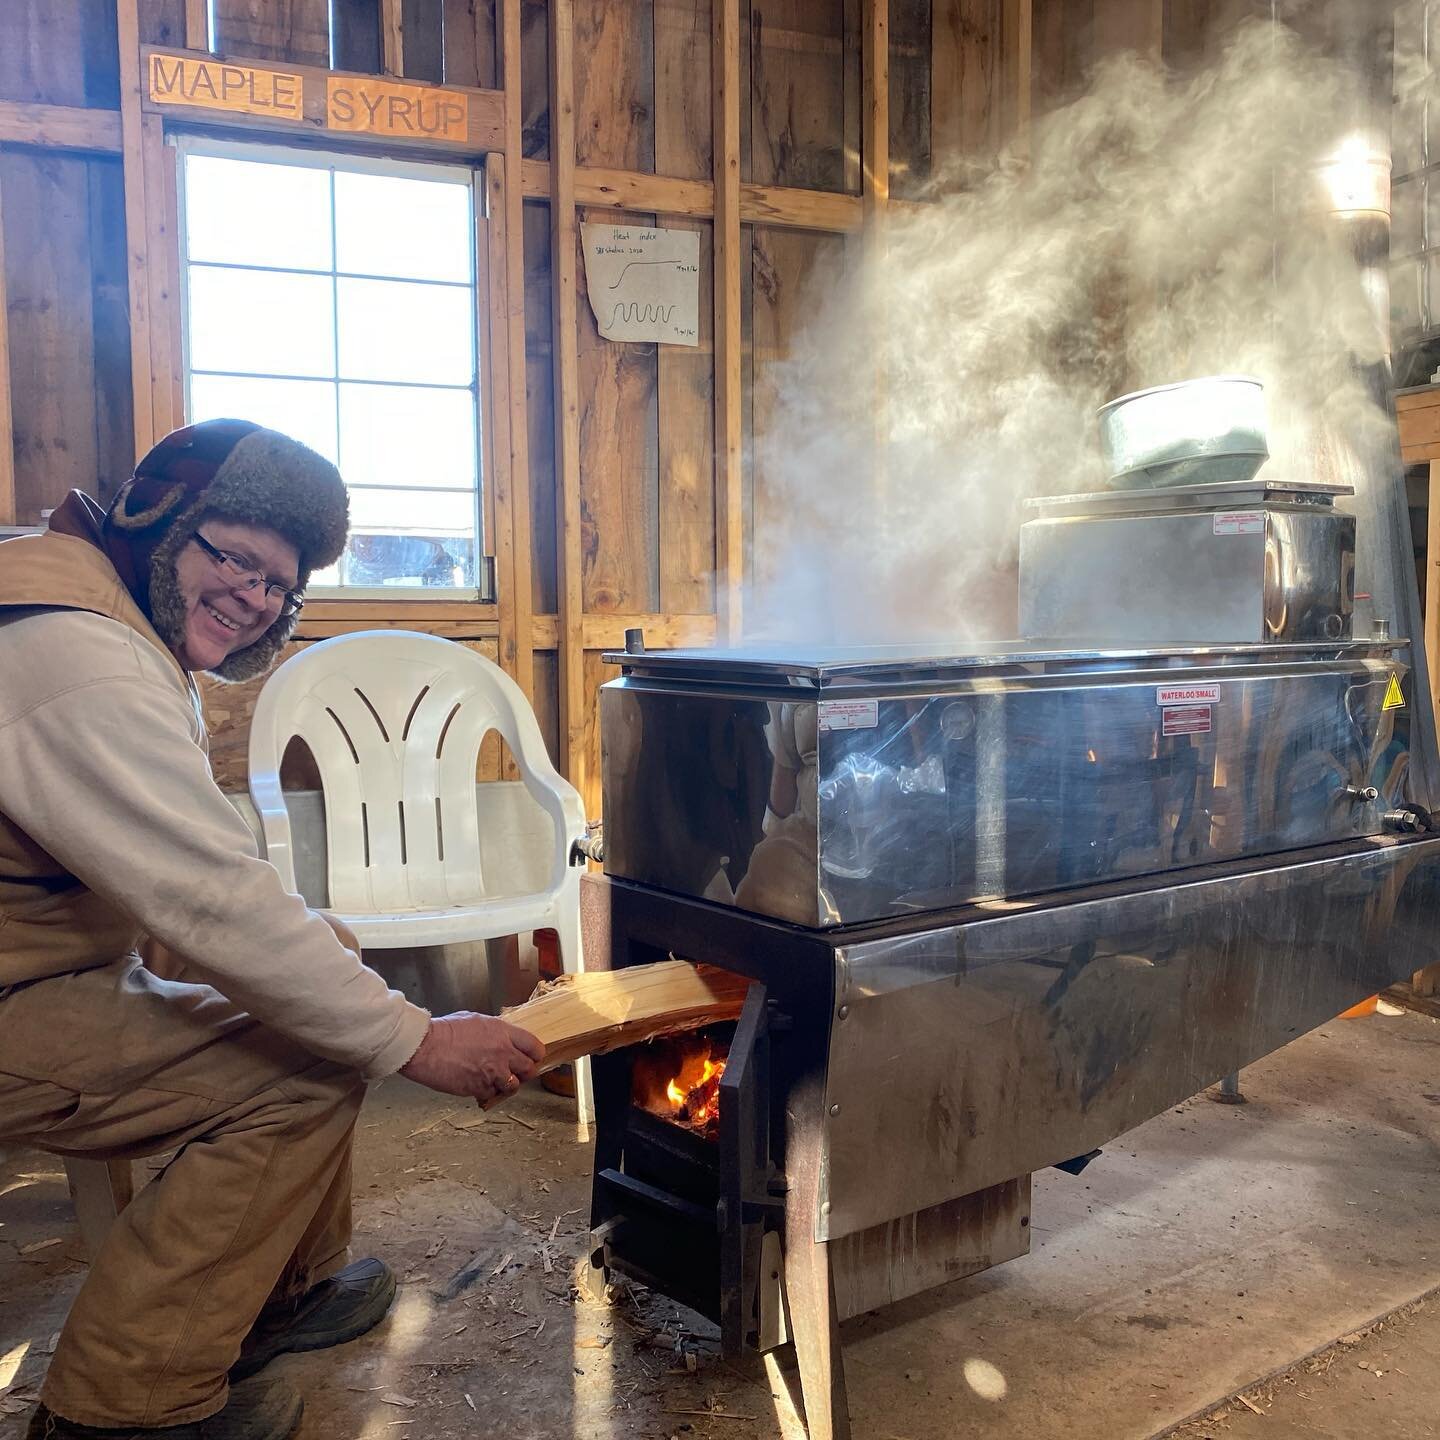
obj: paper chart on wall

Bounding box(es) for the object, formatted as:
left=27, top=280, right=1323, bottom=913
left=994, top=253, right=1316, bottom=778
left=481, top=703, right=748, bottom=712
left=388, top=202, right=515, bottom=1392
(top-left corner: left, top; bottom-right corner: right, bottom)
left=579, top=223, right=700, bottom=346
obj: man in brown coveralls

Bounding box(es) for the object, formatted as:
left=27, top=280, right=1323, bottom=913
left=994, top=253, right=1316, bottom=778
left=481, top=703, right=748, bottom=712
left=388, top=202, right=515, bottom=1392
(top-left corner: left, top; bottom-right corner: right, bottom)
left=0, top=419, right=544, bottom=1439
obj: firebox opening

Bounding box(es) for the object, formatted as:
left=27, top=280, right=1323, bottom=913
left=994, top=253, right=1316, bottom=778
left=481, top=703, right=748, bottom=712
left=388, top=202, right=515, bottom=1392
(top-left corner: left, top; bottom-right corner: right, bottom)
left=631, top=1026, right=735, bottom=1139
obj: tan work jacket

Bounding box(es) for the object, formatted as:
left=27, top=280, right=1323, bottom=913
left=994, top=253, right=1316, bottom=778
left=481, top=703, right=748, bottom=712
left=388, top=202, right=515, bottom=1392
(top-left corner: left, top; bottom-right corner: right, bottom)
left=0, top=530, right=190, bottom=981
left=0, top=523, right=429, bottom=1076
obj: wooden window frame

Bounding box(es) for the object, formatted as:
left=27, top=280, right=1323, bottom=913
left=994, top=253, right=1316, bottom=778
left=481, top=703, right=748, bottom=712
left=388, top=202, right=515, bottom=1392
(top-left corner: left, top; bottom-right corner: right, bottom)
left=171, top=133, right=498, bottom=617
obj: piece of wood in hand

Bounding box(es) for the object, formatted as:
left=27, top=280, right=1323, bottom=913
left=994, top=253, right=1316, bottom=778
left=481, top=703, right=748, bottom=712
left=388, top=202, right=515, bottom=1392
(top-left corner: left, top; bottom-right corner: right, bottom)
left=501, top=959, right=750, bottom=1073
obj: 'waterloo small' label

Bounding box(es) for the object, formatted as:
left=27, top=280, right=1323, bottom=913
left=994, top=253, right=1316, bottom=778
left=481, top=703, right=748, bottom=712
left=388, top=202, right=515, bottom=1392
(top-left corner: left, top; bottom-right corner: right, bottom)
left=1157, top=684, right=1220, bottom=707
left=818, top=700, right=879, bottom=732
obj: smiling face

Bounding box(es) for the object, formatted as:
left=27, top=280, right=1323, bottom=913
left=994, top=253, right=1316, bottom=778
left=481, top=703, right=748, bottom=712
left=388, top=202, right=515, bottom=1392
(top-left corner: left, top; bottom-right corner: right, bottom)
left=170, top=519, right=301, bottom=673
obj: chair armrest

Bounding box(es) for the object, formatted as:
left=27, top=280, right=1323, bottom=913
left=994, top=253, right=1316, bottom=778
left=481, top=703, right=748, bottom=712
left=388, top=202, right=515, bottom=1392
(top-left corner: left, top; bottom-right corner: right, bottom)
left=248, top=768, right=300, bottom=894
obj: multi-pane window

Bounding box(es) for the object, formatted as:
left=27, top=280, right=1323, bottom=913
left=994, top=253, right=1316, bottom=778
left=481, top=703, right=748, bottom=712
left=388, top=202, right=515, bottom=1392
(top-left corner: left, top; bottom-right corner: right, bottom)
left=1393, top=0, right=1439, bottom=346
left=177, top=140, right=487, bottom=595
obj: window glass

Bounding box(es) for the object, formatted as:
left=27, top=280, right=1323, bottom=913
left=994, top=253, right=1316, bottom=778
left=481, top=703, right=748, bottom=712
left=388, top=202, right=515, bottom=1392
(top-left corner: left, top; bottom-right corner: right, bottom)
left=334, top=172, right=473, bottom=282
left=336, top=277, right=475, bottom=386
left=181, top=145, right=485, bottom=594
left=338, top=384, right=477, bottom=490
left=184, top=156, right=333, bottom=271
left=349, top=487, right=477, bottom=532
left=189, top=375, right=339, bottom=460
left=188, top=267, right=336, bottom=378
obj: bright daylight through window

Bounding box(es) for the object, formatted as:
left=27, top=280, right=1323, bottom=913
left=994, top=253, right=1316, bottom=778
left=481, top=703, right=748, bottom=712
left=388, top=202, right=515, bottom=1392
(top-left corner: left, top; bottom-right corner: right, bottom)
left=178, top=143, right=486, bottom=595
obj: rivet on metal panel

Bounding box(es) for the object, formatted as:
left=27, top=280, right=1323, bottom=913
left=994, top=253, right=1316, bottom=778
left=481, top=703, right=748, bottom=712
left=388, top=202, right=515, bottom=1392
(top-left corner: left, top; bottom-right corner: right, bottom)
left=828, top=1103, right=841, bottom=1116
left=837, top=1005, right=849, bottom=1020
left=820, top=1201, right=831, bottom=1215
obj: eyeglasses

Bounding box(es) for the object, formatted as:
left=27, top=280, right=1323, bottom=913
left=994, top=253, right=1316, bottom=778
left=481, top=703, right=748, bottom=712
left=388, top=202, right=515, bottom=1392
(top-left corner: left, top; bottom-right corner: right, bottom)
left=191, top=532, right=305, bottom=618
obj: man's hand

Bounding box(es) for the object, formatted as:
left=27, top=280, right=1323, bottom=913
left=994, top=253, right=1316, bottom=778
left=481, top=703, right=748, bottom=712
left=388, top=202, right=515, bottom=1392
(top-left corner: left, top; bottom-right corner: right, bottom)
left=399, top=1013, right=546, bottom=1105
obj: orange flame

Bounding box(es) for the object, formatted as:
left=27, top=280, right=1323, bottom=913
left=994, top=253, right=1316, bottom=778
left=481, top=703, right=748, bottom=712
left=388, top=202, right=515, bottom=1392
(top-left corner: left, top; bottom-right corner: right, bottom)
left=634, top=1035, right=729, bottom=1137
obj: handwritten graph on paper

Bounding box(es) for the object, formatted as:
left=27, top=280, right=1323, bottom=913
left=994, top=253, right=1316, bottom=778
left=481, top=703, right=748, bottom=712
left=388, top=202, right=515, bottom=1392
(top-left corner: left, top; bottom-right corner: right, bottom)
left=580, top=223, right=700, bottom=346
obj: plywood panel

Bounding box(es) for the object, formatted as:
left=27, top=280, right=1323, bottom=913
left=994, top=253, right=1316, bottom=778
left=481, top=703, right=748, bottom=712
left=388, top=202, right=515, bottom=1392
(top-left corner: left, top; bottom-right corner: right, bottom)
left=576, top=206, right=661, bottom=613
left=748, top=225, right=847, bottom=612
left=521, top=0, right=550, bottom=157
left=0, top=0, right=120, bottom=108
left=1032, top=0, right=1094, bottom=113
left=749, top=0, right=856, bottom=193
left=714, top=0, right=745, bottom=640
left=139, top=0, right=188, bottom=47
left=213, top=0, right=331, bottom=68
left=524, top=200, right=560, bottom=614
left=532, top=649, right=561, bottom=769
left=332, top=0, right=383, bottom=74
left=932, top=0, right=1018, bottom=180
left=1, top=152, right=102, bottom=523
left=86, top=157, right=136, bottom=501
left=656, top=0, right=713, bottom=181
left=202, top=639, right=306, bottom=794
left=1162, top=0, right=1266, bottom=73
left=658, top=219, right=717, bottom=614
left=574, top=0, right=656, bottom=171
left=580, top=647, right=611, bottom=822
left=657, top=0, right=718, bottom=617
left=739, top=0, right=754, bottom=186
left=445, top=0, right=500, bottom=87
left=1092, top=0, right=1161, bottom=61
left=1029, top=0, right=1162, bottom=95
left=890, top=0, right=931, bottom=199
left=402, top=0, right=446, bottom=81
left=740, top=220, right=756, bottom=595
left=0, top=179, right=13, bottom=526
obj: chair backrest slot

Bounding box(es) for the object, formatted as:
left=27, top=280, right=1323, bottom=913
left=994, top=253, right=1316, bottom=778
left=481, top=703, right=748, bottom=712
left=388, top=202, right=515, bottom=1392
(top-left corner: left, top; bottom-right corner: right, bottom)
left=326, top=707, right=360, bottom=764
left=436, top=701, right=462, bottom=760
left=402, top=685, right=431, bottom=742
left=360, top=801, right=370, bottom=867
left=435, top=795, right=445, bottom=863
left=354, top=687, right=390, bottom=742
left=398, top=800, right=408, bottom=865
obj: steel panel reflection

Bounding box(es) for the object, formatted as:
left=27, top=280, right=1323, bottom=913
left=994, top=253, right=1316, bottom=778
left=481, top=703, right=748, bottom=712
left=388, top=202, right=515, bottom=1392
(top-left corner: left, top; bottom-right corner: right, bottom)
left=602, top=647, right=1413, bottom=928
left=816, top=836, right=1440, bottom=1239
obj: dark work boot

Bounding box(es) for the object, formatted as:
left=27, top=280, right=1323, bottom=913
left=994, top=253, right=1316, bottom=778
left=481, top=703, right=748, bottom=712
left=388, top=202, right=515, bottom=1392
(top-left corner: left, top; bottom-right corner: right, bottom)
left=25, top=1375, right=302, bottom=1439
left=231, top=1257, right=396, bottom=1381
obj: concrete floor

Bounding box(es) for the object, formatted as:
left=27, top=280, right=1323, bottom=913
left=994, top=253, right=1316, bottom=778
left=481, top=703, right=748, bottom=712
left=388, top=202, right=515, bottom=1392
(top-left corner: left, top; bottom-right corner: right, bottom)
left=2, top=1008, right=1439, bottom=1439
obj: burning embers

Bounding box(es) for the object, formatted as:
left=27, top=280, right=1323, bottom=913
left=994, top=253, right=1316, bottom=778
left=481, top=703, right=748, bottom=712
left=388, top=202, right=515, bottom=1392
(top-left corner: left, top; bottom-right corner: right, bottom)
left=632, top=1033, right=730, bottom=1138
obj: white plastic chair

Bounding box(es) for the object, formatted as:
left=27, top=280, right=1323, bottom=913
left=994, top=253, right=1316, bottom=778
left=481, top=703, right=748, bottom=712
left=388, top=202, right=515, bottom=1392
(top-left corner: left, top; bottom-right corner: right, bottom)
left=247, top=630, right=593, bottom=1127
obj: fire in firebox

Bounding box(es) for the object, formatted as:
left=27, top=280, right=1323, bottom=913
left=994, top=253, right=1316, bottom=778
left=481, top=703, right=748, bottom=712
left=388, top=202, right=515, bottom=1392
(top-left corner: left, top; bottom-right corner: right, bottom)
left=632, top=1033, right=730, bottom=1138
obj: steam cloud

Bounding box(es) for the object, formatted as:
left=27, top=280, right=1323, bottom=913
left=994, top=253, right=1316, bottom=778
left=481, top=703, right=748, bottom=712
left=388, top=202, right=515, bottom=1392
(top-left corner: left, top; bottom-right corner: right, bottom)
left=748, top=16, right=1394, bottom=646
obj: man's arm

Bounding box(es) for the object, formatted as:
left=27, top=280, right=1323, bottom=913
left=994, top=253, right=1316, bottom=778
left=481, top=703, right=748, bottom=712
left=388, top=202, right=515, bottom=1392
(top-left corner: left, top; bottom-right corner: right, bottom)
left=0, top=657, right=430, bottom=1078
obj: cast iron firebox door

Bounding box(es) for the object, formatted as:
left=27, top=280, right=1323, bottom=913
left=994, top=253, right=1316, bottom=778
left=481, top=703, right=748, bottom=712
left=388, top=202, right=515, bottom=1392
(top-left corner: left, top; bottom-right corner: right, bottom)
left=719, top=984, right=787, bottom=1354
left=588, top=984, right=784, bottom=1355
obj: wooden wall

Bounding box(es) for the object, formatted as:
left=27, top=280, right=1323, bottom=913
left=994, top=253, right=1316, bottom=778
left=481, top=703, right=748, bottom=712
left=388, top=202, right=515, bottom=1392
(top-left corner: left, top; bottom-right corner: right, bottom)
left=1, top=0, right=1249, bottom=822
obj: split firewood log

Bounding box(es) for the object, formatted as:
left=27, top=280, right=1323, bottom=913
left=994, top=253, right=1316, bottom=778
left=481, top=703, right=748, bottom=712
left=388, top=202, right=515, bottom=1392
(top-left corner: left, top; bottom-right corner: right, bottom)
left=499, top=959, right=751, bottom=1074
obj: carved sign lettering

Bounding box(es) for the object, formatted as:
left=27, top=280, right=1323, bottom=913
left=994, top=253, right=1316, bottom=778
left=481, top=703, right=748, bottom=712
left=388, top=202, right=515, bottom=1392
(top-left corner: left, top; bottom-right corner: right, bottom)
left=326, top=77, right=468, bottom=142
left=148, top=54, right=304, bottom=120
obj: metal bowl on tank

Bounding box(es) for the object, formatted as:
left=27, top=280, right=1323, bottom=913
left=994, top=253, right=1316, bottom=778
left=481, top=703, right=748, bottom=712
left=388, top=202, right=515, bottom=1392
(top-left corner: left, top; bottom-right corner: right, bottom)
left=1098, top=375, right=1269, bottom=489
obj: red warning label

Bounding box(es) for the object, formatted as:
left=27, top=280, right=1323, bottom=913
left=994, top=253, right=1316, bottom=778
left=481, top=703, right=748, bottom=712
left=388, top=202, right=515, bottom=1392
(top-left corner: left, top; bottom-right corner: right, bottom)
left=1213, top=510, right=1265, bottom=536
left=1162, top=704, right=1213, bottom=737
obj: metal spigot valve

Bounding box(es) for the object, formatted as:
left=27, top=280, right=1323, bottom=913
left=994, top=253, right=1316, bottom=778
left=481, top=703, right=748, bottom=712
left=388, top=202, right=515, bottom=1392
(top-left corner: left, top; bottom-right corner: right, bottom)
left=1382, top=807, right=1429, bottom=835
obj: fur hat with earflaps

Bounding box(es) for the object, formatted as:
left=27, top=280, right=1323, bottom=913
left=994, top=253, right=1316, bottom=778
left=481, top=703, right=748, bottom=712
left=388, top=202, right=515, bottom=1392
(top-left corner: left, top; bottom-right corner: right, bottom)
left=106, top=418, right=350, bottom=681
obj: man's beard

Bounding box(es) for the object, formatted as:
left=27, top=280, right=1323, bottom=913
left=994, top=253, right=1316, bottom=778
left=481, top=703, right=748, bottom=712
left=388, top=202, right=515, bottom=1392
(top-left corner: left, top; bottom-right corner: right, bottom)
left=147, top=551, right=294, bottom=683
